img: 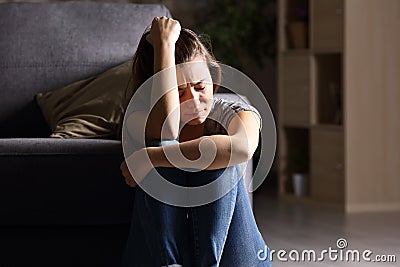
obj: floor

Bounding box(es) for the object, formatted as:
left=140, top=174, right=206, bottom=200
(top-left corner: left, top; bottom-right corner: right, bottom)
left=253, top=187, right=400, bottom=267
left=1, top=186, right=399, bottom=266
left=0, top=224, right=129, bottom=266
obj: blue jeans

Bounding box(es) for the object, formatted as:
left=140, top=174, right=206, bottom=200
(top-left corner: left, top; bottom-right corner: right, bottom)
left=121, top=140, right=272, bottom=267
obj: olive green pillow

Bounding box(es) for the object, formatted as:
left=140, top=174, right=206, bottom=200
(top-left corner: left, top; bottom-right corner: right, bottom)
left=36, top=61, right=133, bottom=139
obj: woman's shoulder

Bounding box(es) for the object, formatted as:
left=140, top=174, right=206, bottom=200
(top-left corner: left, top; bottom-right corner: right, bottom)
left=207, top=95, right=262, bottom=133
left=210, top=95, right=260, bottom=116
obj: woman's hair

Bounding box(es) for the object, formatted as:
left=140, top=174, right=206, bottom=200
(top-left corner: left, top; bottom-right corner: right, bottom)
left=130, top=27, right=221, bottom=94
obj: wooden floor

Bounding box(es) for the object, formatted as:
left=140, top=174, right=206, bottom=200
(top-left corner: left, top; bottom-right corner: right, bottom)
left=253, top=190, right=400, bottom=266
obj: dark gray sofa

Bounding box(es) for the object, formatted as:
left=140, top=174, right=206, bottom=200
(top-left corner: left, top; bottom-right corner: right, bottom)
left=0, top=2, right=172, bottom=226
left=0, top=2, right=253, bottom=265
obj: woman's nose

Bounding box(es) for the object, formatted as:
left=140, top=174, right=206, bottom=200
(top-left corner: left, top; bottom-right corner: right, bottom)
left=183, top=86, right=201, bottom=107
left=186, top=86, right=199, bottom=99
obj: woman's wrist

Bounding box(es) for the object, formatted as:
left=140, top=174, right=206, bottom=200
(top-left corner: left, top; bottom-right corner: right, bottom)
left=146, top=146, right=163, bottom=168
left=153, top=42, right=175, bottom=60
left=153, top=42, right=175, bottom=51
left=153, top=43, right=175, bottom=72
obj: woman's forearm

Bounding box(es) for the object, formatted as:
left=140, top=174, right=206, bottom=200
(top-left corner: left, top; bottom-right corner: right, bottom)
left=153, top=43, right=175, bottom=72
left=147, top=135, right=251, bottom=170
left=145, top=18, right=181, bottom=142
left=146, top=44, right=180, bottom=141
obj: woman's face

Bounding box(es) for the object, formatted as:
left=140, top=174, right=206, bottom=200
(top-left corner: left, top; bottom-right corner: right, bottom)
left=176, top=56, right=214, bottom=125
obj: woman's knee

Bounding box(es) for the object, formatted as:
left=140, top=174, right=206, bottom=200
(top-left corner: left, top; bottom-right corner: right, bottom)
left=187, top=165, right=242, bottom=187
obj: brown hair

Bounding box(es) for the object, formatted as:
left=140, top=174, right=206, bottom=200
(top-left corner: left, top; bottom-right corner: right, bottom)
left=130, top=28, right=221, bottom=94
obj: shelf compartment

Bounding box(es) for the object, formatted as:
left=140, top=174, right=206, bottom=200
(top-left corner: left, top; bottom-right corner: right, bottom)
left=314, top=54, right=343, bottom=125
left=284, top=0, right=310, bottom=50
left=281, top=127, right=310, bottom=195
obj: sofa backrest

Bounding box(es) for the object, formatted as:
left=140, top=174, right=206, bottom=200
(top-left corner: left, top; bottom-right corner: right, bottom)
left=0, top=2, right=171, bottom=137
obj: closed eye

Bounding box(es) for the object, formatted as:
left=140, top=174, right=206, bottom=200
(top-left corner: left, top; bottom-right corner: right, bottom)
left=178, top=84, right=206, bottom=97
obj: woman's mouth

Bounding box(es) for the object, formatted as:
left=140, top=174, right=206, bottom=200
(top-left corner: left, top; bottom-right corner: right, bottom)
left=187, top=109, right=204, bottom=117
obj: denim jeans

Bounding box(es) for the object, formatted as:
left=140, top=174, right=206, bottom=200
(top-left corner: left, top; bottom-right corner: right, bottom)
left=121, top=140, right=272, bottom=267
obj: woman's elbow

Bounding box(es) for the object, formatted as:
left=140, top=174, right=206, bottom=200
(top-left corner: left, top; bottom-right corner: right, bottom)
left=243, top=147, right=255, bottom=161
left=232, top=136, right=257, bottom=162
left=145, top=122, right=179, bottom=142
left=232, top=142, right=255, bottom=163
left=161, top=125, right=179, bottom=140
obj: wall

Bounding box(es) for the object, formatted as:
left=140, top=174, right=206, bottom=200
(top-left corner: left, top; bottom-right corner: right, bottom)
left=345, top=0, right=400, bottom=212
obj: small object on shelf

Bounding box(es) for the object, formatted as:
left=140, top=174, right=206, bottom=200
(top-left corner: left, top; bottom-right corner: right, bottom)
left=292, top=173, right=309, bottom=197
left=286, top=146, right=309, bottom=196
left=286, top=5, right=309, bottom=49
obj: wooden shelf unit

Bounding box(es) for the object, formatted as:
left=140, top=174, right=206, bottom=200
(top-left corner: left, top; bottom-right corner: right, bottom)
left=277, top=0, right=400, bottom=212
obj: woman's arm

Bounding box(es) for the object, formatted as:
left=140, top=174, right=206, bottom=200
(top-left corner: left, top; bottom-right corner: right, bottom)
left=145, top=17, right=181, bottom=143
left=148, top=111, right=260, bottom=170
left=121, top=111, right=260, bottom=187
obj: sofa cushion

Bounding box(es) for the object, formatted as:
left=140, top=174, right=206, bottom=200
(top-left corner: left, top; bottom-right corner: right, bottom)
left=36, top=61, right=132, bottom=140
left=0, top=138, right=122, bottom=155
left=0, top=2, right=170, bottom=137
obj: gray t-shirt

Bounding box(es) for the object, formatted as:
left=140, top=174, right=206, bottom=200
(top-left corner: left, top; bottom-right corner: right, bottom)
left=203, top=96, right=262, bottom=136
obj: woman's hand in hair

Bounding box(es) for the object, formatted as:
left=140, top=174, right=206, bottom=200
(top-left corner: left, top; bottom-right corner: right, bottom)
left=146, top=16, right=181, bottom=48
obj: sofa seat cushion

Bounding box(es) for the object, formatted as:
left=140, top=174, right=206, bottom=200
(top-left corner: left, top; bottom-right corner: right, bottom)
left=0, top=138, right=122, bottom=155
